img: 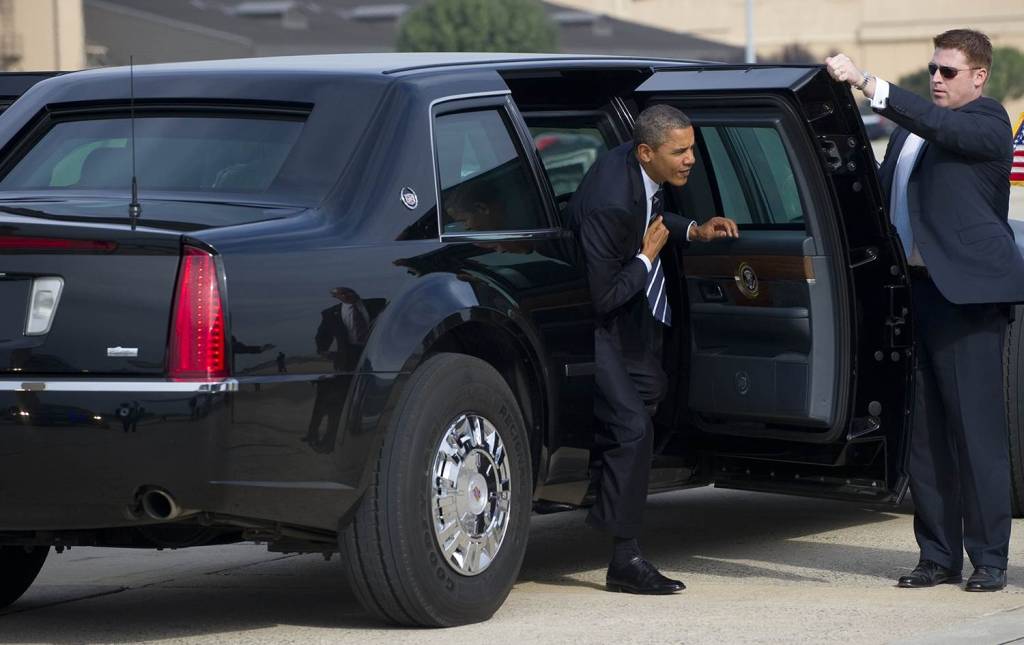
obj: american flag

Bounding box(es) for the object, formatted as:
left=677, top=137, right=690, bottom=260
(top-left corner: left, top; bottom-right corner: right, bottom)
left=1013, top=112, right=1024, bottom=185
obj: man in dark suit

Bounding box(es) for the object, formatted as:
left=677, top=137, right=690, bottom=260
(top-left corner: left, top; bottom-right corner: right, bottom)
left=828, top=29, right=1024, bottom=592
left=305, top=287, right=369, bottom=452
left=567, top=105, right=739, bottom=594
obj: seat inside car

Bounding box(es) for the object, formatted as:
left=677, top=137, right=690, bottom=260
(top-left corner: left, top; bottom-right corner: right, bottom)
left=74, top=146, right=129, bottom=188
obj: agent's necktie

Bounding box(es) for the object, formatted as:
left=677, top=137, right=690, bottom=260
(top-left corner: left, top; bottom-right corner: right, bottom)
left=645, top=190, right=671, bottom=326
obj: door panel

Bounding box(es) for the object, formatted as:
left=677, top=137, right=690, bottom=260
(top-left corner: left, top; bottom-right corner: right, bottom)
left=635, top=66, right=912, bottom=503
left=673, top=115, right=841, bottom=433
left=683, top=233, right=835, bottom=428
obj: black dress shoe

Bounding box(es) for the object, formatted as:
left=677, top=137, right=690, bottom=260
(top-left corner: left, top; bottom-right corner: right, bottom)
left=606, top=556, right=685, bottom=595
left=897, top=560, right=962, bottom=588
left=965, top=566, right=1006, bottom=592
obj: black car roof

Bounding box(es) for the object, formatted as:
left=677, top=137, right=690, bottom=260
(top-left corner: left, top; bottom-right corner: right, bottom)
left=75, top=52, right=702, bottom=79
left=3, top=53, right=702, bottom=108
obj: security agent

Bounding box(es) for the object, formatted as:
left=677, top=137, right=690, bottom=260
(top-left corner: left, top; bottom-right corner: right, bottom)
left=567, top=104, right=739, bottom=594
left=828, top=28, right=1024, bottom=593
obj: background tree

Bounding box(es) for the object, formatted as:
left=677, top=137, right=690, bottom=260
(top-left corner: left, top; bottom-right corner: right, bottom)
left=987, top=46, right=1024, bottom=103
left=897, top=46, right=1024, bottom=103
left=397, top=0, right=557, bottom=53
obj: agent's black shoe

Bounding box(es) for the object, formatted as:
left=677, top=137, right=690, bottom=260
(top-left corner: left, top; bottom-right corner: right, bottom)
left=897, top=560, right=962, bottom=588
left=606, top=556, right=685, bottom=595
left=965, top=566, right=1006, bottom=592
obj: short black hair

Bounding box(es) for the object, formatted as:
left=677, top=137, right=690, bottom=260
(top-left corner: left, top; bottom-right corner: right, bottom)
left=634, top=104, right=692, bottom=150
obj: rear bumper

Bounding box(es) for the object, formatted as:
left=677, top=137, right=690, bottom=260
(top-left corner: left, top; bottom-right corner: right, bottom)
left=0, top=377, right=373, bottom=533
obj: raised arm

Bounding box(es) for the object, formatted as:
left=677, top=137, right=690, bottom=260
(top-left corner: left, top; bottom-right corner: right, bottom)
left=880, top=84, right=1010, bottom=161
left=826, top=53, right=1011, bottom=162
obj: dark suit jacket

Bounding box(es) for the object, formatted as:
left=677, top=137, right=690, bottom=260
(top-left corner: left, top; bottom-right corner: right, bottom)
left=315, top=303, right=367, bottom=371
left=877, top=84, right=1024, bottom=304
left=567, top=141, right=694, bottom=357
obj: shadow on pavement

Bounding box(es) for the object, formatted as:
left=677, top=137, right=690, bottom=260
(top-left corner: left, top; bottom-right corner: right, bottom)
left=1, top=487, right=1011, bottom=642
left=518, top=487, right=919, bottom=589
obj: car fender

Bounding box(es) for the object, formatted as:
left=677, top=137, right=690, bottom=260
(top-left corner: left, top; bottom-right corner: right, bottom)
left=339, top=271, right=550, bottom=501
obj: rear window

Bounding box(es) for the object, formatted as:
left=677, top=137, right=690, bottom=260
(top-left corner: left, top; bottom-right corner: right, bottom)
left=0, top=116, right=304, bottom=197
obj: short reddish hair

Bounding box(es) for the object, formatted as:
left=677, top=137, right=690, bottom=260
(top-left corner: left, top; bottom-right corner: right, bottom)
left=933, top=29, right=993, bottom=70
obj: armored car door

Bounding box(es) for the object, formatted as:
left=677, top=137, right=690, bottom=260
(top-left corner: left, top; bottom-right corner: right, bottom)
left=633, top=66, right=914, bottom=503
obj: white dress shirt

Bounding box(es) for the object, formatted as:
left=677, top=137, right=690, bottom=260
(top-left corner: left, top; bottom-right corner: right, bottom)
left=635, top=165, right=696, bottom=272
left=339, top=301, right=370, bottom=345
left=871, top=79, right=926, bottom=266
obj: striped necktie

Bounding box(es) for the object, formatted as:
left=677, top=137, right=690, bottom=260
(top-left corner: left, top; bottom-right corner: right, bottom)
left=645, top=190, right=671, bottom=326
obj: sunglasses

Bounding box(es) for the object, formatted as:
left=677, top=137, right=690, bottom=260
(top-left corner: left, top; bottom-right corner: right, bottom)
left=928, top=63, right=982, bottom=79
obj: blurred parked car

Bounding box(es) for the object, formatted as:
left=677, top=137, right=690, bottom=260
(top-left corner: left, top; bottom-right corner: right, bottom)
left=859, top=99, right=896, bottom=140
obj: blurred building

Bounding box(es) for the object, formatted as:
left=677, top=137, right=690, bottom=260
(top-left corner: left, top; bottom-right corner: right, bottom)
left=81, top=0, right=742, bottom=67
left=0, top=0, right=85, bottom=70
left=555, top=0, right=1024, bottom=82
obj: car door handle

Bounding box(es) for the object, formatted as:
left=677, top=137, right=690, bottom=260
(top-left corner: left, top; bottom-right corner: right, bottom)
left=698, top=280, right=726, bottom=303
left=849, top=245, right=879, bottom=269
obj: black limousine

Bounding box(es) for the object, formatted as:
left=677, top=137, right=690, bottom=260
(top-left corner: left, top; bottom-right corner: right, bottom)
left=1, top=53, right=1022, bottom=626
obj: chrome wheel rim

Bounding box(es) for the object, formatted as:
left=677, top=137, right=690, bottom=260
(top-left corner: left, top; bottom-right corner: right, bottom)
left=430, top=413, right=512, bottom=577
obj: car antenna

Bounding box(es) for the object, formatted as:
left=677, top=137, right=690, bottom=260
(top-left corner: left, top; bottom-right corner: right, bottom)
left=128, top=55, right=142, bottom=231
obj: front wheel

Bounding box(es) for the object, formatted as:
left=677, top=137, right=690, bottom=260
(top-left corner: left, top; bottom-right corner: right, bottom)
left=340, top=353, right=532, bottom=626
left=0, top=546, right=48, bottom=609
left=1005, top=304, right=1024, bottom=518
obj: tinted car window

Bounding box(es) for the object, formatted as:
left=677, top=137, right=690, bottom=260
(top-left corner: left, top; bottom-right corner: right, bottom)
left=699, top=125, right=805, bottom=228
left=0, top=116, right=303, bottom=196
left=528, top=126, right=608, bottom=198
left=435, top=109, right=547, bottom=233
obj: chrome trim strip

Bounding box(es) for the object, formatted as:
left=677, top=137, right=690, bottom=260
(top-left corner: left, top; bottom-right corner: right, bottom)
left=440, top=228, right=562, bottom=243
left=0, top=379, right=239, bottom=393
left=209, top=480, right=354, bottom=491
left=564, top=362, right=595, bottom=377
left=428, top=90, right=513, bottom=241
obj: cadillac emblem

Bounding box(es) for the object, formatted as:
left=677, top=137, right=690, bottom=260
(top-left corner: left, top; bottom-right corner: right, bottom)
left=735, top=262, right=760, bottom=300
left=400, top=186, right=418, bottom=210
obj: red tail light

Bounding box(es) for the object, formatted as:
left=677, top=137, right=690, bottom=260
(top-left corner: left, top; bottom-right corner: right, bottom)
left=0, top=235, right=117, bottom=252
left=168, top=245, right=228, bottom=380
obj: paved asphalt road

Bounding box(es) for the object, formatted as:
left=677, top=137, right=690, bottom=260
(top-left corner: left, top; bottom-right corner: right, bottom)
left=2, top=487, right=1023, bottom=645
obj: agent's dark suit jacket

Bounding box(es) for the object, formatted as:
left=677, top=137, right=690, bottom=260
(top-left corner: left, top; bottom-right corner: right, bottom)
left=566, top=141, right=694, bottom=358
left=877, top=84, right=1024, bottom=304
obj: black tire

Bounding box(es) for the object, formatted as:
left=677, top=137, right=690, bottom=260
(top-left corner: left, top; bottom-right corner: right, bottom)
left=1006, top=305, right=1024, bottom=518
left=0, top=546, right=48, bottom=609
left=340, top=353, right=532, bottom=627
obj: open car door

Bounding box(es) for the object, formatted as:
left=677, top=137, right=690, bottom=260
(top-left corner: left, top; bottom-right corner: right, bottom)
left=635, top=66, right=914, bottom=504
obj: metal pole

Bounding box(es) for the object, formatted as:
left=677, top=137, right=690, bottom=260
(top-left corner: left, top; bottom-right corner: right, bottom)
left=745, top=0, right=755, bottom=64
left=52, top=0, right=61, bottom=69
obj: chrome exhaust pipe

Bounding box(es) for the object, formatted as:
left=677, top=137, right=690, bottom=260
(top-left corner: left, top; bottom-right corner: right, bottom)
left=140, top=488, right=182, bottom=521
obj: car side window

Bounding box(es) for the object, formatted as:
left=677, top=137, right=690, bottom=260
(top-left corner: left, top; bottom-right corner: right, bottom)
left=698, top=125, right=806, bottom=228
left=434, top=109, right=548, bottom=234
left=527, top=125, right=609, bottom=198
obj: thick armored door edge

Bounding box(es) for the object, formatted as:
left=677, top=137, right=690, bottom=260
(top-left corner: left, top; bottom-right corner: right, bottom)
left=633, top=66, right=912, bottom=503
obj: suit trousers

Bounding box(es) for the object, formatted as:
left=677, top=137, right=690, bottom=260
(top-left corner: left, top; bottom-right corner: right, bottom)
left=586, top=323, right=667, bottom=538
left=909, top=275, right=1012, bottom=570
